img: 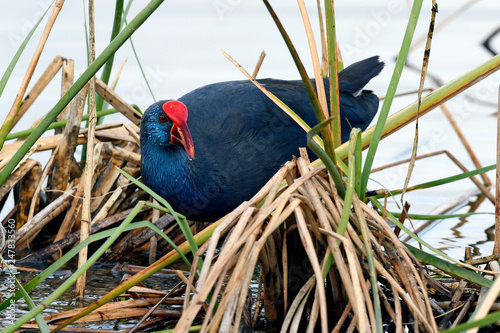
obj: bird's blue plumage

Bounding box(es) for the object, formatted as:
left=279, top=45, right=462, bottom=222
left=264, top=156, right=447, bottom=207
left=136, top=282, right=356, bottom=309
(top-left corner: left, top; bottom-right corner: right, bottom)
left=140, top=56, right=384, bottom=221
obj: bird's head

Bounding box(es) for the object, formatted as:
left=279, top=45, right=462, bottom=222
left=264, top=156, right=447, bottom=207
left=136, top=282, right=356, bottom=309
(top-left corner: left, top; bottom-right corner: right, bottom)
left=141, top=100, right=195, bottom=158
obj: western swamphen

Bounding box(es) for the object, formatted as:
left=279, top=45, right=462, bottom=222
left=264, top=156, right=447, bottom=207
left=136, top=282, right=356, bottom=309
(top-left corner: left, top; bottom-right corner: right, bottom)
left=140, top=56, right=383, bottom=222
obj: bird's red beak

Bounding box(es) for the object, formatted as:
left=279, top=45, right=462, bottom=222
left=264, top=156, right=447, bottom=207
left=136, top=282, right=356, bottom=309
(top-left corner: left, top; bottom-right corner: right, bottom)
left=162, top=101, right=195, bottom=158
left=170, top=122, right=195, bottom=158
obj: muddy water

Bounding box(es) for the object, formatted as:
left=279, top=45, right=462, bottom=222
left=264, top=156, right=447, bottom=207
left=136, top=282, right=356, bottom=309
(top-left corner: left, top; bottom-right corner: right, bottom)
left=0, top=263, right=186, bottom=330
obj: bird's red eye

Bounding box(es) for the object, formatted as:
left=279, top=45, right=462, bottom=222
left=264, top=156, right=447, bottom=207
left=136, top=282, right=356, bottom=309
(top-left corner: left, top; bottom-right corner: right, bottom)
left=159, top=114, right=167, bottom=123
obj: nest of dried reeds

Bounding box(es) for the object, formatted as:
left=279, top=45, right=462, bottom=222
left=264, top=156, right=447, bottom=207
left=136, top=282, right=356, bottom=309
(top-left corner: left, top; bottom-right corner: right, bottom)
left=0, top=56, right=160, bottom=263
left=169, top=149, right=438, bottom=332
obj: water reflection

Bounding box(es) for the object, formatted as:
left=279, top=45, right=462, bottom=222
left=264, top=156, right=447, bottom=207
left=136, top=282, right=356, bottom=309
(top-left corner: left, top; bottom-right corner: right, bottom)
left=0, top=264, right=182, bottom=330
left=403, top=193, right=495, bottom=259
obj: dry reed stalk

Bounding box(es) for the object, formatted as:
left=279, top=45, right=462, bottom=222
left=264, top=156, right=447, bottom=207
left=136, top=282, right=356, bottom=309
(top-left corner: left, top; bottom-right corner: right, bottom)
left=375, top=253, right=433, bottom=331
left=95, top=78, right=142, bottom=125
left=0, top=149, right=42, bottom=227
left=302, top=267, right=328, bottom=332
left=251, top=50, right=266, bottom=79
left=290, top=286, right=313, bottom=332
left=42, top=307, right=181, bottom=324
left=16, top=160, right=42, bottom=228
left=109, top=58, right=128, bottom=91
left=76, top=0, right=97, bottom=300
left=262, top=199, right=301, bottom=314
left=123, top=123, right=140, bottom=145
left=13, top=56, right=64, bottom=129
left=451, top=293, right=476, bottom=328
left=90, top=143, right=138, bottom=212
left=0, top=125, right=134, bottom=162
left=43, top=298, right=160, bottom=321
left=345, top=313, right=357, bottom=333
left=314, top=205, right=371, bottom=329
left=84, top=123, right=123, bottom=132
left=54, top=143, right=104, bottom=245
left=360, top=279, right=377, bottom=333
left=0, top=159, right=40, bottom=203
left=314, top=0, right=328, bottom=75
left=59, top=58, right=75, bottom=122
left=0, top=0, right=65, bottom=149
left=426, top=275, right=452, bottom=298
left=354, top=204, right=379, bottom=329
left=378, top=285, right=397, bottom=324
left=94, top=130, right=137, bottom=143
left=106, top=169, right=142, bottom=215
left=401, top=0, right=437, bottom=203
left=228, top=198, right=301, bottom=331
left=296, top=0, right=328, bottom=119
left=128, top=295, right=171, bottom=333
left=212, top=196, right=288, bottom=326
left=394, top=201, right=410, bottom=237
left=281, top=220, right=289, bottom=313
left=0, top=155, right=12, bottom=172
left=28, top=144, right=61, bottom=222
left=218, top=289, right=239, bottom=332
left=282, top=276, right=315, bottom=332
left=90, top=175, right=131, bottom=224
left=321, top=230, right=370, bottom=332
left=101, top=142, right=141, bottom=165
left=0, top=134, right=83, bottom=161
left=361, top=208, right=438, bottom=331
left=187, top=207, right=256, bottom=320
left=386, top=245, right=424, bottom=310
left=15, top=188, right=75, bottom=247
left=54, top=169, right=87, bottom=244
left=467, top=261, right=500, bottom=333
left=49, top=84, right=89, bottom=201
left=331, top=301, right=352, bottom=333
left=393, top=289, right=403, bottom=333
left=125, top=286, right=173, bottom=297
left=365, top=203, right=435, bottom=303
left=296, top=152, right=331, bottom=233
left=208, top=243, right=253, bottom=333
left=438, top=279, right=467, bottom=330
left=183, top=246, right=203, bottom=312
left=294, top=206, right=328, bottom=332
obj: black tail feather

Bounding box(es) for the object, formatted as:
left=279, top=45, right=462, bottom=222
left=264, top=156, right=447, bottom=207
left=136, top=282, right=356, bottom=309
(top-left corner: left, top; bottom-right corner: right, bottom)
left=338, top=56, right=384, bottom=94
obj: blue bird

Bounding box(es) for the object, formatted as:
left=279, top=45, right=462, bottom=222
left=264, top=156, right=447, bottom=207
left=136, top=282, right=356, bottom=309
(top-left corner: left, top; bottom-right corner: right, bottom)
left=140, top=56, right=383, bottom=222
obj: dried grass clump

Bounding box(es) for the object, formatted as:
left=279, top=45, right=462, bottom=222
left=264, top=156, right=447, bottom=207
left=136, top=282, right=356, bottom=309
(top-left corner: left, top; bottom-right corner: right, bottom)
left=176, top=150, right=439, bottom=332
left=0, top=56, right=158, bottom=262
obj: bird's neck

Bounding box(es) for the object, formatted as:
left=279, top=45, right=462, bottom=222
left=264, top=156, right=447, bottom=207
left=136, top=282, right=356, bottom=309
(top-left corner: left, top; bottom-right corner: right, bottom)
left=142, top=144, right=199, bottom=196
